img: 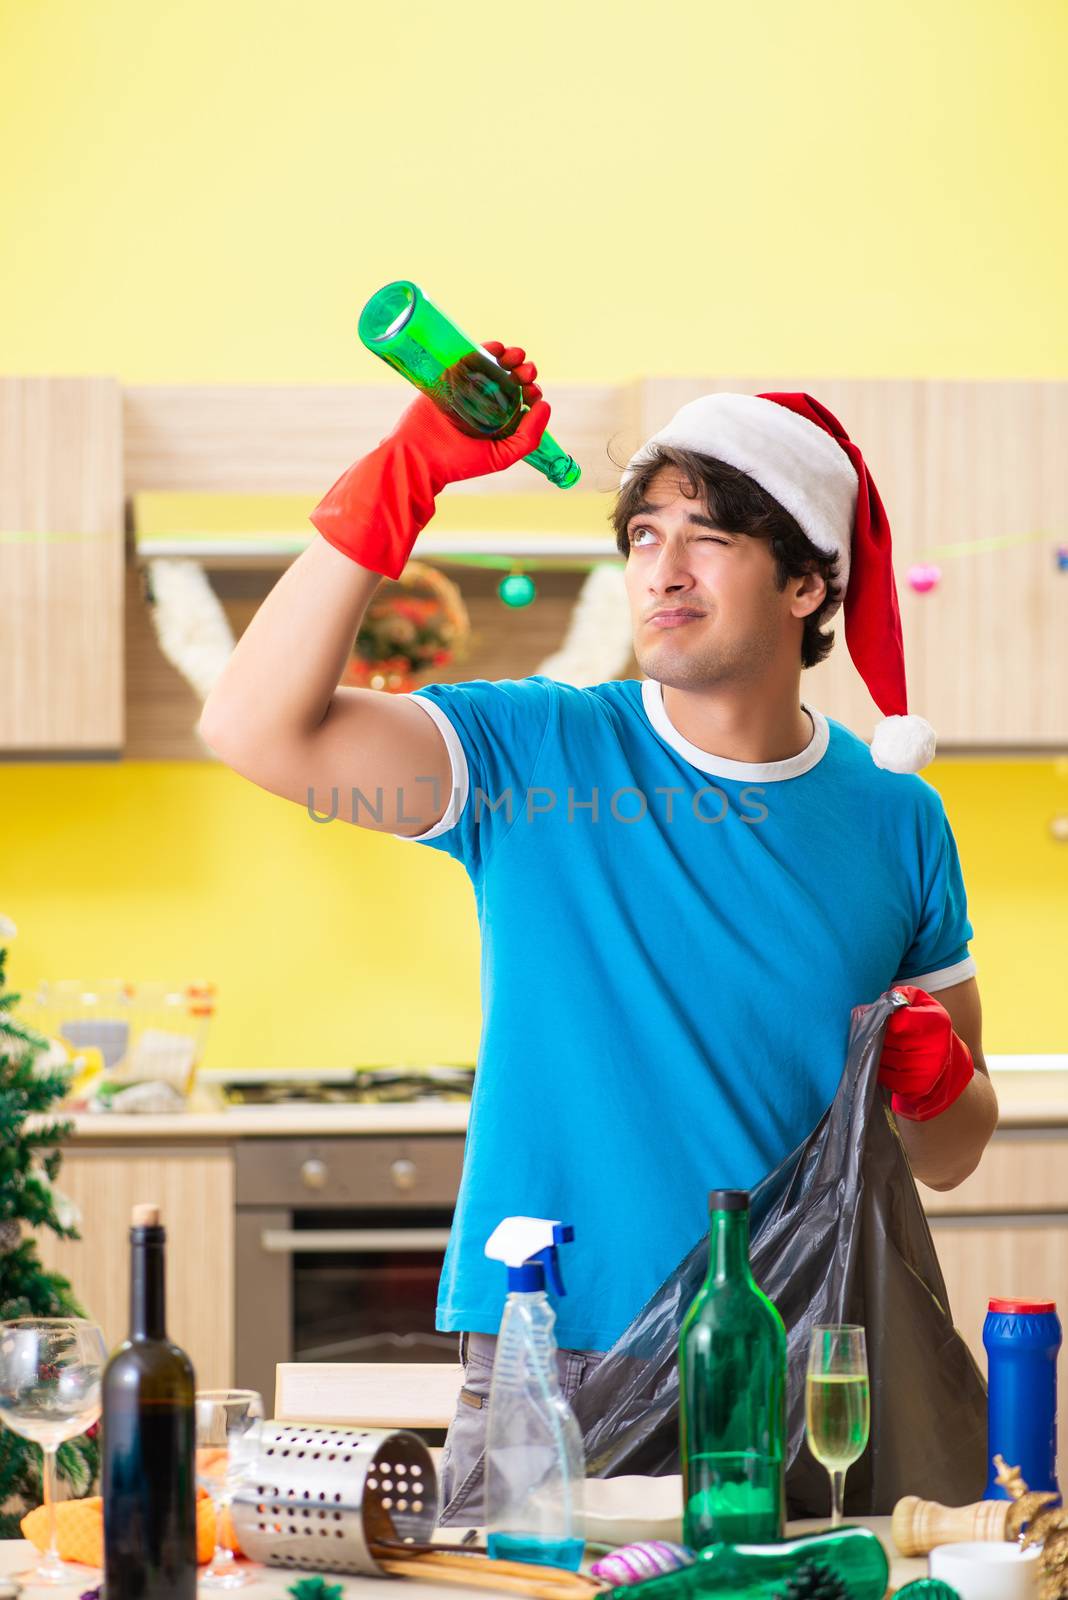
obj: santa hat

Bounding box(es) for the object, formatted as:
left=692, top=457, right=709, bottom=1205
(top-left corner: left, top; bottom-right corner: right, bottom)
left=619, top=391, right=936, bottom=774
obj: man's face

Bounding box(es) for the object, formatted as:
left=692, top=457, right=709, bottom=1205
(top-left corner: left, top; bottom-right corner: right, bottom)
left=622, top=465, right=807, bottom=691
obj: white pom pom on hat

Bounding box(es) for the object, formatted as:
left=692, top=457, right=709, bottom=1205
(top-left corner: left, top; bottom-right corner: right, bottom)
left=621, top=390, right=936, bottom=773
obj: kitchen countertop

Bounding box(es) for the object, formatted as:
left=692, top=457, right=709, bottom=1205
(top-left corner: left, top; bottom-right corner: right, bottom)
left=0, top=1516, right=926, bottom=1593
left=48, top=1062, right=1068, bottom=1140
left=55, top=1099, right=473, bottom=1140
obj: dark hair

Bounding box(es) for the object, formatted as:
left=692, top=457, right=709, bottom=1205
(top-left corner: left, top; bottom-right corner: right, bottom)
left=611, top=446, right=842, bottom=669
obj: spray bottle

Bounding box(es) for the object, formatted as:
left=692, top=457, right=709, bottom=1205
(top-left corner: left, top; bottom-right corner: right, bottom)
left=484, top=1216, right=586, bottom=1571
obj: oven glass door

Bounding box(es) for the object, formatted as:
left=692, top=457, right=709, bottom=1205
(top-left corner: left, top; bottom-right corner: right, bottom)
left=287, top=1207, right=459, bottom=1364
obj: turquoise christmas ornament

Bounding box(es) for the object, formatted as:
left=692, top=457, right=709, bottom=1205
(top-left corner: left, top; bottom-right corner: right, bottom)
left=498, top=572, right=537, bottom=607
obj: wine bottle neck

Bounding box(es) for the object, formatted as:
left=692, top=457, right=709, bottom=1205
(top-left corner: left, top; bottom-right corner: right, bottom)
left=131, top=1230, right=167, bottom=1340
left=707, top=1208, right=753, bottom=1284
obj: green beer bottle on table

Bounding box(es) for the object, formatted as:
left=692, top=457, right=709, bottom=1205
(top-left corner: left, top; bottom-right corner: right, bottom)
left=358, top=279, right=581, bottom=489
left=679, top=1189, right=787, bottom=1549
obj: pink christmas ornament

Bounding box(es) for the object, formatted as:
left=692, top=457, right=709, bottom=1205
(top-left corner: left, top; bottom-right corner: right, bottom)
left=590, top=1541, right=695, bottom=1586
left=907, top=563, right=942, bottom=594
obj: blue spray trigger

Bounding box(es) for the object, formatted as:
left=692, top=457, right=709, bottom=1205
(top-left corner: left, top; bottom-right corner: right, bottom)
left=535, top=1226, right=574, bottom=1297
left=542, top=1247, right=565, bottom=1298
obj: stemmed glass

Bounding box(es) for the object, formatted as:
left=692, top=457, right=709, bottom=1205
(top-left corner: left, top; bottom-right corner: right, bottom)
left=0, top=1317, right=108, bottom=1585
left=805, top=1324, right=870, bottom=1527
left=195, top=1388, right=264, bottom=1588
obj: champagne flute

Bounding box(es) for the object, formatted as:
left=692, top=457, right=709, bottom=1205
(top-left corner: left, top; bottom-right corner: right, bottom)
left=0, top=1317, right=108, bottom=1585
left=805, top=1324, right=870, bottom=1527
left=195, top=1388, right=264, bottom=1588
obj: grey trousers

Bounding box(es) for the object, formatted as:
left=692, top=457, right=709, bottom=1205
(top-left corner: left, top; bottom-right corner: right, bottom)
left=436, top=1329, right=606, bottom=1526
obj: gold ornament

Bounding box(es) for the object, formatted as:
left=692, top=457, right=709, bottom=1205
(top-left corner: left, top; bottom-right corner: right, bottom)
left=995, top=1454, right=1068, bottom=1600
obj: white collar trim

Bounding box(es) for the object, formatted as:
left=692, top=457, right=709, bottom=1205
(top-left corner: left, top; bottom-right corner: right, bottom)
left=640, top=679, right=829, bottom=782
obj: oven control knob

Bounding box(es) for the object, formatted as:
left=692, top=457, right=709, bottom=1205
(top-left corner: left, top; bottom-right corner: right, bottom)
left=390, top=1158, right=418, bottom=1192
left=300, top=1158, right=329, bottom=1191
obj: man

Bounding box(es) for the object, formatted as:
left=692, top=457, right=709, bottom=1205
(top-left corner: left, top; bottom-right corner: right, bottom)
left=199, top=343, right=998, bottom=1520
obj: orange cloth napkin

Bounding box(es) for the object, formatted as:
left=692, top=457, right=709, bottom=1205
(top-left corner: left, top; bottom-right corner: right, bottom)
left=21, top=1490, right=240, bottom=1566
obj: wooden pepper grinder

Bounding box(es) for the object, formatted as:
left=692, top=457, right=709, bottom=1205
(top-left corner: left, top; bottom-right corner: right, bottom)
left=891, top=1494, right=1011, bottom=1557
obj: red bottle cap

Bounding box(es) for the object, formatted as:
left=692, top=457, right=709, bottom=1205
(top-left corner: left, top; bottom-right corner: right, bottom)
left=988, top=1298, right=1056, bottom=1314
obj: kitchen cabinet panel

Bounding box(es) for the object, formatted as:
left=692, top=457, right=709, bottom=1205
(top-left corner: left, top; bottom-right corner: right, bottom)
left=0, top=377, right=124, bottom=750
left=922, top=1128, right=1068, bottom=1215
left=33, top=1145, right=234, bottom=1387
left=915, top=383, right=1068, bottom=744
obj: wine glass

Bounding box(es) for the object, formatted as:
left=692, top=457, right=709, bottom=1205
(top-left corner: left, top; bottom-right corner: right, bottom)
left=805, top=1324, right=870, bottom=1527
left=0, top=1317, right=108, bottom=1585
left=195, top=1388, right=264, bottom=1588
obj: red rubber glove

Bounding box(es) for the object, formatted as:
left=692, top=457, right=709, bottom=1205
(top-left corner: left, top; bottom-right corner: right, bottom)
left=878, top=985, right=975, bottom=1122
left=309, top=341, right=551, bottom=580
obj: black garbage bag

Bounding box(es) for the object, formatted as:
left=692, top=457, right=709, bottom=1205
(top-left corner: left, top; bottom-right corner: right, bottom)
left=569, top=986, right=988, bottom=1515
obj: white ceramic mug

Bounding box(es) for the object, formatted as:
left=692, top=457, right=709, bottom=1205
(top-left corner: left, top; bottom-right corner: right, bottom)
left=929, top=1540, right=1040, bottom=1600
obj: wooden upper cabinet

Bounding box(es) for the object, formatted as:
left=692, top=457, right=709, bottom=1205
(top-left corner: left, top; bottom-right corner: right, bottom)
left=0, top=377, right=124, bottom=751
left=2, top=373, right=1064, bottom=755
left=916, top=382, right=1068, bottom=745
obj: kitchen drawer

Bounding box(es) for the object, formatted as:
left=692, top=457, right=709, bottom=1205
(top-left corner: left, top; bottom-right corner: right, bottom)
left=235, top=1136, right=465, bottom=1207
left=922, top=1127, right=1068, bottom=1216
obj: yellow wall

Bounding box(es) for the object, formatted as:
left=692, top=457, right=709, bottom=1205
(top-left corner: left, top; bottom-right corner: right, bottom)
left=2, top=757, right=1066, bottom=1061
left=1, top=0, right=1066, bottom=383
left=2, top=0, right=1066, bottom=1058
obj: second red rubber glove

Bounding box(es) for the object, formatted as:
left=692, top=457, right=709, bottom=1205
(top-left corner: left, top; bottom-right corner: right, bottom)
left=309, top=342, right=552, bottom=581
left=877, top=984, right=975, bottom=1122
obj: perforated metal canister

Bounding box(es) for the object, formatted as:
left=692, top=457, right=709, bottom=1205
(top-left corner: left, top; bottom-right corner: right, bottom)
left=231, top=1421, right=438, bottom=1576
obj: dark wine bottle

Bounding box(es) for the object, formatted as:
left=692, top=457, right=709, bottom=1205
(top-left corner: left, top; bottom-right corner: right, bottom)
left=102, top=1203, right=197, bottom=1600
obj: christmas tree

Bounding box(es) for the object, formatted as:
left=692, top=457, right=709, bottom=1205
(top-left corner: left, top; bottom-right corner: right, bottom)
left=0, top=919, right=98, bottom=1536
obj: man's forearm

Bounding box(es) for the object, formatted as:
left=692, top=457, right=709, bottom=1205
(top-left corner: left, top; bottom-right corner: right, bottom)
left=199, top=536, right=382, bottom=753
left=896, top=1068, right=999, bottom=1192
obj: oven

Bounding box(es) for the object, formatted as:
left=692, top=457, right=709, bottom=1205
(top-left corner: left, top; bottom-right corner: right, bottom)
left=234, top=1135, right=466, bottom=1408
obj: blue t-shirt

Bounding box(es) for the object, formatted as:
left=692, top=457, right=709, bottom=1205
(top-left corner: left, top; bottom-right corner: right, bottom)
left=393, top=674, right=976, bottom=1351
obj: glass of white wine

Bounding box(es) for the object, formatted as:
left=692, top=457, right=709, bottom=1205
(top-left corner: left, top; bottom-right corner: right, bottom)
left=805, top=1324, right=870, bottom=1527
left=0, top=1317, right=108, bottom=1585
left=195, top=1388, right=264, bottom=1588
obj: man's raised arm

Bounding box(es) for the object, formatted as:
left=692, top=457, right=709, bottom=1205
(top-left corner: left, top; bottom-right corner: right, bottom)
left=198, top=342, right=550, bottom=834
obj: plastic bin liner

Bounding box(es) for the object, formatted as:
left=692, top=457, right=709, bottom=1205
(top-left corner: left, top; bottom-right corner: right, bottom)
left=569, top=987, right=988, bottom=1516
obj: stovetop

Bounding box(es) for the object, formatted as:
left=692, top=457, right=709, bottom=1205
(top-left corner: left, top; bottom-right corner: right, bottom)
left=199, top=1064, right=475, bottom=1108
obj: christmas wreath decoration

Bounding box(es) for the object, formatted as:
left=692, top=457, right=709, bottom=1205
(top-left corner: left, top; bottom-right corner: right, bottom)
left=342, top=560, right=471, bottom=693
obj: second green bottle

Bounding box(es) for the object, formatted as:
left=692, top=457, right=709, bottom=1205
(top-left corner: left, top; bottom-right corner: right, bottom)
left=678, top=1189, right=787, bottom=1550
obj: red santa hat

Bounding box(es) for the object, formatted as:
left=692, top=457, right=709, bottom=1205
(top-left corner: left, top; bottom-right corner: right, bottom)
left=619, top=390, right=936, bottom=774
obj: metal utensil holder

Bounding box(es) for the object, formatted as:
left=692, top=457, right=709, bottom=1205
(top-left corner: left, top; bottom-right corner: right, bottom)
left=231, top=1421, right=438, bottom=1576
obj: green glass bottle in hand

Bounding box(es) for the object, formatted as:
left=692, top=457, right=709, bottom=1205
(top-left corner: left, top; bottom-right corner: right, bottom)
left=358, top=280, right=581, bottom=489
left=679, top=1190, right=787, bottom=1550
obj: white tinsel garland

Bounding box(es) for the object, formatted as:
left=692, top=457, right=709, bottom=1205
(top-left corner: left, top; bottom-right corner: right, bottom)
left=146, top=558, right=237, bottom=702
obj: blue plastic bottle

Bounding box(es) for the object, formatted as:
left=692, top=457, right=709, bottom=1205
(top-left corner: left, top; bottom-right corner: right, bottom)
left=483, top=1217, right=586, bottom=1571
left=983, top=1297, right=1061, bottom=1499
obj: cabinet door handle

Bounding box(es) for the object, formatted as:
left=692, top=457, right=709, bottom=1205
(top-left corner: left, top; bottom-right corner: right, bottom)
left=260, top=1228, right=452, bottom=1254
left=390, top=1159, right=418, bottom=1191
